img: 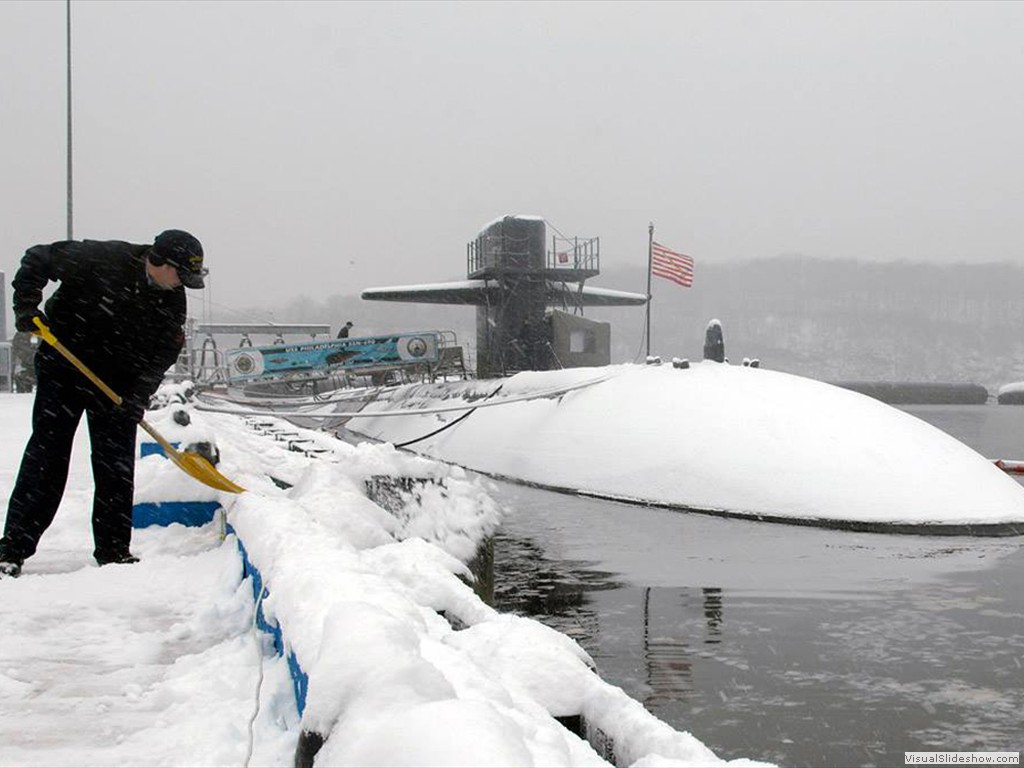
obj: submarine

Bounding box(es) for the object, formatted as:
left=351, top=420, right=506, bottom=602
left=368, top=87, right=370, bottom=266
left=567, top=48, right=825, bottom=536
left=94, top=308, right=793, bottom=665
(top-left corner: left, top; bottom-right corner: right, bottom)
left=203, top=216, right=1024, bottom=535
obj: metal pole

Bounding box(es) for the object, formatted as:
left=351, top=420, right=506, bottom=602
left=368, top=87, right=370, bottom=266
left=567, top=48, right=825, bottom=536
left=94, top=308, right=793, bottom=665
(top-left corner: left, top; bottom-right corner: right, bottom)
left=645, top=223, right=653, bottom=357
left=0, top=272, right=6, bottom=343
left=66, top=0, right=73, bottom=240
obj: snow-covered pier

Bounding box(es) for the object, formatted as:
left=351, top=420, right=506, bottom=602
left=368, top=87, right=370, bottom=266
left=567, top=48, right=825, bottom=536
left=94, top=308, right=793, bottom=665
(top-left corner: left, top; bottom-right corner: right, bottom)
left=0, top=392, right=768, bottom=767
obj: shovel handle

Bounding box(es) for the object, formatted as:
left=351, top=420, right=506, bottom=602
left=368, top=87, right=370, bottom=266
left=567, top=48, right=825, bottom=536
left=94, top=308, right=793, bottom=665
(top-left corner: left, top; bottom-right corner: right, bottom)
left=33, top=317, right=123, bottom=406
left=138, top=418, right=176, bottom=454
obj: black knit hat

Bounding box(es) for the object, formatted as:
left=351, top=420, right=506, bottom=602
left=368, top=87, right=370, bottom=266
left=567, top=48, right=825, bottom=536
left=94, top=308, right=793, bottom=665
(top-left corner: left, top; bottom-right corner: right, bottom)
left=153, top=229, right=206, bottom=289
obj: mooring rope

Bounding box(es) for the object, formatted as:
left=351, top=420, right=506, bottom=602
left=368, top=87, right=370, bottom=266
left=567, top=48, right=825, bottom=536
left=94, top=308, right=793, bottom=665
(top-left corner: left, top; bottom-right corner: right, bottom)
left=394, top=383, right=505, bottom=448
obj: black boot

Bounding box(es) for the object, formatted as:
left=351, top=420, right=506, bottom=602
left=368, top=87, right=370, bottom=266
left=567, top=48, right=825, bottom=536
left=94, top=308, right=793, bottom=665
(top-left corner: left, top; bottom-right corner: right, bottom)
left=96, top=552, right=140, bottom=566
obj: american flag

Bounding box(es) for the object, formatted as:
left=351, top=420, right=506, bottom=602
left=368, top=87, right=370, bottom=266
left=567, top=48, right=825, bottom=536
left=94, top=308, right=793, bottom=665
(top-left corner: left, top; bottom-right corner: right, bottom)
left=651, top=241, right=695, bottom=287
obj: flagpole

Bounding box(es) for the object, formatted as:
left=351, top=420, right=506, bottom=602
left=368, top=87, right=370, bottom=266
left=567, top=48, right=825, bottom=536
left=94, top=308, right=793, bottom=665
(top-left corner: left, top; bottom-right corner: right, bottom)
left=645, top=222, right=654, bottom=358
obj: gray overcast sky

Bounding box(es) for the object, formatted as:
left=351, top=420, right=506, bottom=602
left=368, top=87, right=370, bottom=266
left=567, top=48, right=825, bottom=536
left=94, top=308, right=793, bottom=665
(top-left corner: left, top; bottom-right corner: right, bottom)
left=3, top=0, right=1024, bottom=324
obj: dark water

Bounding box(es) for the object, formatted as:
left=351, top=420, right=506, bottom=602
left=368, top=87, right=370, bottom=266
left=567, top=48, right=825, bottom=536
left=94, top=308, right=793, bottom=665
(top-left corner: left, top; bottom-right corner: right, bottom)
left=491, top=405, right=1024, bottom=768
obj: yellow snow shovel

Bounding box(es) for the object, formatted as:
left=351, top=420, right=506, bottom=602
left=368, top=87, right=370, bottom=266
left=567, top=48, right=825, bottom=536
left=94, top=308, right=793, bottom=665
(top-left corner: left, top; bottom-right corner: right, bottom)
left=33, top=317, right=245, bottom=494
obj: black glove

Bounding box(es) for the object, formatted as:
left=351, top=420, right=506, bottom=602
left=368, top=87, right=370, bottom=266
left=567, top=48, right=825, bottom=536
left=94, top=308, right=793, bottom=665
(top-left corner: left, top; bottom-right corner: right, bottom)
left=121, top=393, right=149, bottom=424
left=15, top=310, right=48, bottom=334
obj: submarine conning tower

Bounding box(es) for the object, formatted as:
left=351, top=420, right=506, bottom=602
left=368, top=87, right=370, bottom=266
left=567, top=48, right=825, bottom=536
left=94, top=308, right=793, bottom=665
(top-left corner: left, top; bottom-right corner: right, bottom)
left=469, top=216, right=599, bottom=378
left=361, top=215, right=647, bottom=378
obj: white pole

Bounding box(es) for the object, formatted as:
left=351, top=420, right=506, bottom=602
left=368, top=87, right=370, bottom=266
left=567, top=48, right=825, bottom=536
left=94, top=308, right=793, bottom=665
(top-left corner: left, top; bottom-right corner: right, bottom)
left=645, top=223, right=653, bottom=358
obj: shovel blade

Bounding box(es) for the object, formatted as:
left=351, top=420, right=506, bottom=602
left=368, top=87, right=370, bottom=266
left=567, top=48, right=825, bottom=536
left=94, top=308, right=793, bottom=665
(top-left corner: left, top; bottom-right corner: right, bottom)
left=166, top=447, right=246, bottom=494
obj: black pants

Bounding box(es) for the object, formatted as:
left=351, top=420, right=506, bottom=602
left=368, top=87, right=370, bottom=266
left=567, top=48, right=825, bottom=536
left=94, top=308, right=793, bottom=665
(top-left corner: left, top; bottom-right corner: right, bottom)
left=0, top=348, right=137, bottom=564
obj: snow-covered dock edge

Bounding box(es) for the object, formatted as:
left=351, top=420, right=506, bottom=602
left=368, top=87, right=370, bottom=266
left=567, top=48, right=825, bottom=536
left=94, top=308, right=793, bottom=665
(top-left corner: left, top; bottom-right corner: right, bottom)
left=223, top=497, right=767, bottom=768
left=145, top=403, right=772, bottom=767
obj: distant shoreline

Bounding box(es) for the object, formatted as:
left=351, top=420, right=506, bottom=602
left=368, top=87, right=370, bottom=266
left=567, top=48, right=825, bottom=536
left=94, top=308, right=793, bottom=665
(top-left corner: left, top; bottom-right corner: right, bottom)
left=829, top=381, right=989, bottom=405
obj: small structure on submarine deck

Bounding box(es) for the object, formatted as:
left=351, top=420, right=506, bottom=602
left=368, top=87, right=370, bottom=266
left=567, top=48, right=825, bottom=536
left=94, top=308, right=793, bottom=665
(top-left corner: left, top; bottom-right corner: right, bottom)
left=361, top=216, right=647, bottom=378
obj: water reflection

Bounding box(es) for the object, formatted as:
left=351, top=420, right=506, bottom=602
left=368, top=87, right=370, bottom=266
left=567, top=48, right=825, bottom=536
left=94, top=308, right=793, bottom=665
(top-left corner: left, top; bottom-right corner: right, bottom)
left=493, top=530, right=624, bottom=647
left=638, top=587, right=725, bottom=706
left=501, top=564, right=1024, bottom=767
left=702, top=587, right=723, bottom=642
left=640, top=587, right=700, bottom=708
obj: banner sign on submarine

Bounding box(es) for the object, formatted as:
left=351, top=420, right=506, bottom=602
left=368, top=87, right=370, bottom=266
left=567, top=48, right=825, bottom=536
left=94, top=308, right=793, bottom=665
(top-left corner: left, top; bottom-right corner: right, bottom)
left=225, top=333, right=441, bottom=382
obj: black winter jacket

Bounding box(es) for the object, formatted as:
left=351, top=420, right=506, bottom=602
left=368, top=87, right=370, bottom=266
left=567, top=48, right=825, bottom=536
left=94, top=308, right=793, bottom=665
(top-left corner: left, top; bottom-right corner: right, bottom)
left=12, top=239, right=186, bottom=404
